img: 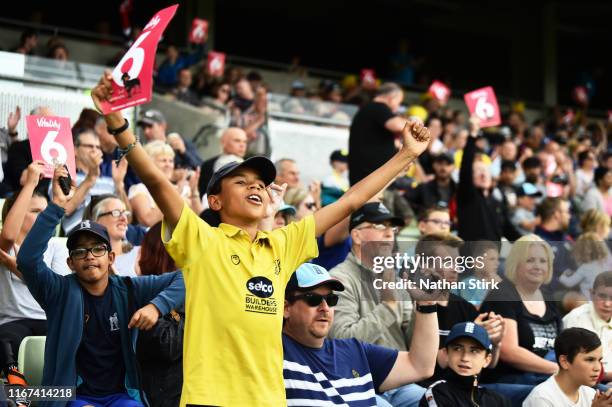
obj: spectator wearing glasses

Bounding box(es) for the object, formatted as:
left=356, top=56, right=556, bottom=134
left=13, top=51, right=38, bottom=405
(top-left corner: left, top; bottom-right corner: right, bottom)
left=53, top=128, right=129, bottom=234
left=16, top=166, right=184, bottom=407
left=83, top=195, right=139, bottom=277
left=417, top=207, right=452, bottom=236
left=328, top=203, right=431, bottom=406
left=563, top=272, right=612, bottom=384
left=284, top=187, right=318, bottom=220
left=283, top=263, right=439, bottom=407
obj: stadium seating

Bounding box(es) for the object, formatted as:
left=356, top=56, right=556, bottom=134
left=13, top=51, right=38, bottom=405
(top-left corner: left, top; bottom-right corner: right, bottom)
left=18, top=336, right=46, bottom=386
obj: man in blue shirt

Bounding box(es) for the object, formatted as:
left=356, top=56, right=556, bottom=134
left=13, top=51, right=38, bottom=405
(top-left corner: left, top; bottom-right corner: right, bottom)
left=283, top=263, right=439, bottom=407
left=17, top=166, right=185, bottom=407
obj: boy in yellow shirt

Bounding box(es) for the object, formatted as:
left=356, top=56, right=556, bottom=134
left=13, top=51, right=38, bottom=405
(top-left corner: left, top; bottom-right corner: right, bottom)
left=91, top=72, right=431, bottom=407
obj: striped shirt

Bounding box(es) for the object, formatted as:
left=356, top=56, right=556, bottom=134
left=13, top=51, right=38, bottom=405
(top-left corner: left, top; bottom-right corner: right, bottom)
left=282, top=334, right=398, bottom=406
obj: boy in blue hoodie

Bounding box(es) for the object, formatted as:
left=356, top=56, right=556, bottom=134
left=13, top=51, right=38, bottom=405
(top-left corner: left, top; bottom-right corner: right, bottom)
left=16, top=165, right=185, bottom=407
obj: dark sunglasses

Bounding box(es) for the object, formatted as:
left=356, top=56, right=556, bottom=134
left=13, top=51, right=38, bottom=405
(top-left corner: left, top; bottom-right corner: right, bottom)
left=289, top=292, right=339, bottom=307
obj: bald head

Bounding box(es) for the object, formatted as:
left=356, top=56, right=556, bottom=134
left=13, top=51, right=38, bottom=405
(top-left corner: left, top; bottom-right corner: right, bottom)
left=30, top=106, right=54, bottom=116
left=220, top=127, right=247, bottom=157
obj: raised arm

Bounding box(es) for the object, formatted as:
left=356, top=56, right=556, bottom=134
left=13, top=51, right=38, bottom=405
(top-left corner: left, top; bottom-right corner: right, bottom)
left=0, top=161, right=45, bottom=252
left=16, top=166, right=72, bottom=307
left=91, top=72, right=183, bottom=229
left=379, top=301, right=439, bottom=390
left=314, top=122, right=430, bottom=237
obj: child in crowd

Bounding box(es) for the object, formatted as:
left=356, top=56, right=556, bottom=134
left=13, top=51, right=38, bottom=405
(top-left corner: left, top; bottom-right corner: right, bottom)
left=511, top=183, right=542, bottom=236
left=457, top=240, right=501, bottom=308
left=420, top=322, right=511, bottom=406
left=563, top=271, right=612, bottom=383
left=560, top=232, right=609, bottom=299
left=523, top=328, right=608, bottom=407
left=91, top=70, right=432, bottom=407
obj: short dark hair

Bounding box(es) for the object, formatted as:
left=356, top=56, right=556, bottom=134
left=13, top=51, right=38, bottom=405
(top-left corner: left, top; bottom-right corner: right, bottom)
left=554, top=327, right=601, bottom=365
left=577, top=151, right=592, bottom=167
left=522, top=157, right=541, bottom=170
left=418, top=206, right=449, bottom=222
left=500, top=160, right=516, bottom=172
left=594, top=167, right=611, bottom=187
left=415, top=233, right=463, bottom=258
left=593, top=271, right=612, bottom=291
left=2, top=189, right=48, bottom=224
left=536, top=197, right=563, bottom=222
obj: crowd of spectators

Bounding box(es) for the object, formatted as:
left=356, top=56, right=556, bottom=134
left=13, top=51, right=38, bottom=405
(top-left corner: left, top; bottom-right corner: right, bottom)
left=2, top=24, right=612, bottom=407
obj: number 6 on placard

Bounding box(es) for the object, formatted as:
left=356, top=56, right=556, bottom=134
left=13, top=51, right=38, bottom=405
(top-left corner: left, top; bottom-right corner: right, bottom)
left=111, top=31, right=151, bottom=87
left=41, top=130, right=68, bottom=165
left=475, top=95, right=495, bottom=120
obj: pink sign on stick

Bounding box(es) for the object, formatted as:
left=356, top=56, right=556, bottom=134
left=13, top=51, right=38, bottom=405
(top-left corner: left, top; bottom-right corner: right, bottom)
left=98, top=4, right=179, bottom=114
left=207, top=51, right=226, bottom=77
left=189, top=18, right=208, bottom=44
left=428, top=80, right=450, bottom=105
left=464, top=86, right=501, bottom=128
left=26, top=116, right=76, bottom=179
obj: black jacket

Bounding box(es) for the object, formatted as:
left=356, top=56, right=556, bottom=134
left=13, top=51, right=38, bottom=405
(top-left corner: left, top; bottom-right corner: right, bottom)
left=406, top=178, right=456, bottom=215
left=419, top=370, right=511, bottom=407
left=457, top=137, right=521, bottom=242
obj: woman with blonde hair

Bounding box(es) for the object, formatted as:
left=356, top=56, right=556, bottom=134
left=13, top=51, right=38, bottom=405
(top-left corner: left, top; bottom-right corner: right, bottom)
left=580, top=209, right=612, bottom=269
left=480, top=235, right=561, bottom=387
left=284, top=187, right=317, bottom=221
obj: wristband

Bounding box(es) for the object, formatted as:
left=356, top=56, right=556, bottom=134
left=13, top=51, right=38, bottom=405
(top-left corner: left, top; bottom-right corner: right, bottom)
left=416, top=304, right=438, bottom=314
left=107, top=119, right=130, bottom=136
left=114, top=135, right=139, bottom=165
left=8, top=130, right=17, bottom=137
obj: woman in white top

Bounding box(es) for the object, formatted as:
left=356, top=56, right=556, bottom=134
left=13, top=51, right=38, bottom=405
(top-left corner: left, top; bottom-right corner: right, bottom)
left=0, top=161, right=70, bottom=382
left=84, top=194, right=140, bottom=277
left=128, top=141, right=202, bottom=226
left=560, top=232, right=609, bottom=298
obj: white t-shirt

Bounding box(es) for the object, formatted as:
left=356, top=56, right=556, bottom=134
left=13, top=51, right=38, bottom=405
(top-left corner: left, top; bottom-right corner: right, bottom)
left=0, top=238, right=71, bottom=325
left=523, top=375, right=596, bottom=407
left=114, top=246, right=140, bottom=277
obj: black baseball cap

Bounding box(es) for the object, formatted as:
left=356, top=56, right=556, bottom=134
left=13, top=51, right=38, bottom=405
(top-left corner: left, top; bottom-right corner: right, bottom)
left=432, top=152, right=454, bottom=165
left=67, top=220, right=111, bottom=251
left=206, top=156, right=276, bottom=195
left=330, top=149, right=348, bottom=163
left=349, top=202, right=405, bottom=231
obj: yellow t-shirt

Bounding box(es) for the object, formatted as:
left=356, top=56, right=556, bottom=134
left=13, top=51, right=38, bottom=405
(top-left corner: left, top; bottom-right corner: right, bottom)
left=162, top=205, right=318, bottom=406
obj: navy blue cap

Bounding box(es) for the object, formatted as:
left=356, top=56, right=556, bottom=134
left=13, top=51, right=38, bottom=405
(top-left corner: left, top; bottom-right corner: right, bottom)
left=349, top=202, right=405, bottom=231
left=445, top=322, right=493, bottom=352
left=67, top=220, right=111, bottom=251
left=206, top=156, right=276, bottom=195
left=286, top=263, right=345, bottom=292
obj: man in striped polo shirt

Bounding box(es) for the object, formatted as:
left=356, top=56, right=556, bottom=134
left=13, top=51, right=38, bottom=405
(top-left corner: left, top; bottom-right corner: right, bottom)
left=283, top=263, right=439, bottom=406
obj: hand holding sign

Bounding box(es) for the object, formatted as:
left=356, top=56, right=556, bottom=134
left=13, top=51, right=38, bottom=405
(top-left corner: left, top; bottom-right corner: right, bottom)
left=207, top=51, right=226, bottom=77
left=464, top=86, right=501, bottom=128
left=97, top=4, right=178, bottom=114
left=428, top=80, right=450, bottom=105
left=26, top=116, right=76, bottom=179
left=189, top=18, right=208, bottom=44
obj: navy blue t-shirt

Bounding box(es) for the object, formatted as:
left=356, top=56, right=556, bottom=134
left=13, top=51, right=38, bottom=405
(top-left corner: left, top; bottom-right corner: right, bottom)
left=76, top=286, right=126, bottom=396
left=312, top=235, right=352, bottom=271
left=282, top=334, right=398, bottom=406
